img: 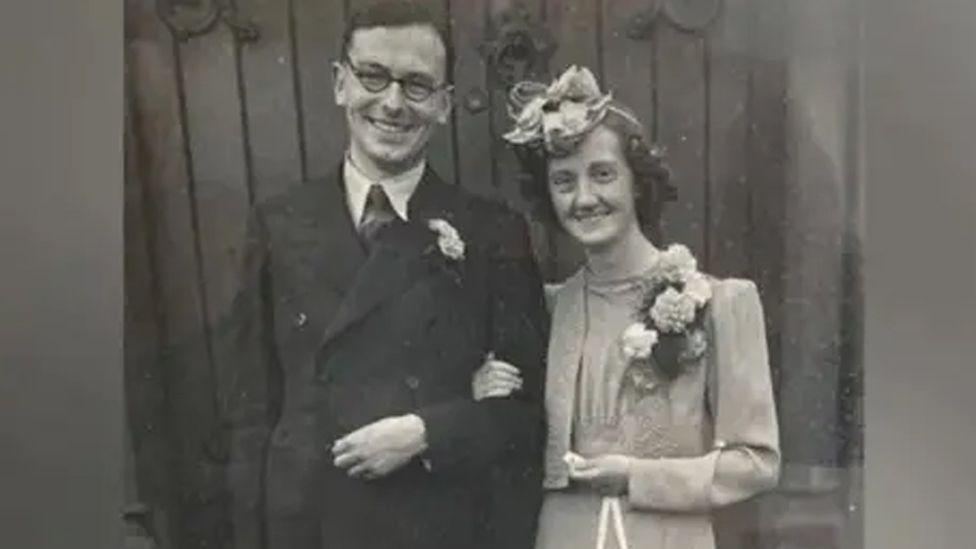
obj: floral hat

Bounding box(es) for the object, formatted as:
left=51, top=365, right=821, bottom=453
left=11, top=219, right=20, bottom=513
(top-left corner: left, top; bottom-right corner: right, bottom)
left=502, top=65, right=642, bottom=154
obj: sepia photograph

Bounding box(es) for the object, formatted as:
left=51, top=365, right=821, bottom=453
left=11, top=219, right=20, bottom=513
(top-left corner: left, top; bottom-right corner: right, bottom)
left=123, top=1, right=863, bottom=548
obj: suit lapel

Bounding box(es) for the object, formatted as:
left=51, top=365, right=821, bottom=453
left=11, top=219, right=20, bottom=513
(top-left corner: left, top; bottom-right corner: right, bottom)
left=313, top=166, right=367, bottom=302
left=319, top=168, right=454, bottom=349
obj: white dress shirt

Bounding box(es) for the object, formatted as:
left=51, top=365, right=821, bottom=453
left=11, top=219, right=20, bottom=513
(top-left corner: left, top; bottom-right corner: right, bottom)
left=343, top=155, right=426, bottom=226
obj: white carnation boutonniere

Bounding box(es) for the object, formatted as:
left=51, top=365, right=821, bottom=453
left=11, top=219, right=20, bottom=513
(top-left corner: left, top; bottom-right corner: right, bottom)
left=427, top=218, right=465, bottom=262
left=621, top=322, right=658, bottom=361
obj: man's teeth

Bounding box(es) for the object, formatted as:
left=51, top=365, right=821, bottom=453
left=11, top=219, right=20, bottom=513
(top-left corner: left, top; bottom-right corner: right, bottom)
left=372, top=119, right=409, bottom=132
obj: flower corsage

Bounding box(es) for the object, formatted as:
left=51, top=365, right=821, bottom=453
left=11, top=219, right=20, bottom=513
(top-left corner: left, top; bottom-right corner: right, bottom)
left=427, top=218, right=465, bottom=262
left=423, top=218, right=466, bottom=285
left=622, top=244, right=712, bottom=390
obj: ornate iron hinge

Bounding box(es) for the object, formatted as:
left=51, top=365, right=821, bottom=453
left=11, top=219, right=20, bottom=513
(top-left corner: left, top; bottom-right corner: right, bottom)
left=156, top=0, right=259, bottom=43
left=625, top=0, right=723, bottom=40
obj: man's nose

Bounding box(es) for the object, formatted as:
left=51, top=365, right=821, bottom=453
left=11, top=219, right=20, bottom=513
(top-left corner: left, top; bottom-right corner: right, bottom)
left=379, top=82, right=407, bottom=115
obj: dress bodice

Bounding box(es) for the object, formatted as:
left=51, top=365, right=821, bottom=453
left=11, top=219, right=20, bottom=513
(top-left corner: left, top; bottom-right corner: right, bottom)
left=570, top=269, right=707, bottom=460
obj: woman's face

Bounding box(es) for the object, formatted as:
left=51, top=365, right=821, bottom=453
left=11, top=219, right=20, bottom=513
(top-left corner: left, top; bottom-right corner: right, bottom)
left=547, top=125, right=640, bottom=250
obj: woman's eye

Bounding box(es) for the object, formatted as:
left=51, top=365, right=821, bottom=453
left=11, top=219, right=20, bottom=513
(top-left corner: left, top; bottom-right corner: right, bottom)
left=549, top=173, right=575, bottom=191
left=592, top=166, right=617, bottom=182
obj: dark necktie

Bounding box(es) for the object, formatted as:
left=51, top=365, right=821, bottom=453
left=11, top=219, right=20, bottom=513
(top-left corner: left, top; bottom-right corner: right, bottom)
left=358, top=184, right=396, bottom=248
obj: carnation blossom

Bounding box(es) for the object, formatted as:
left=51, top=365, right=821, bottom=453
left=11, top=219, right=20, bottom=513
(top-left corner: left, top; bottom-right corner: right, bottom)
left=650, top=287, right=697, bottom=333
left=683, top=272, right=712, bottom=307
left=621, top=322, right=658, bottom=360
left=427, top=219, right=465, bottom=261
left=657, top=244, right=698, bottom=284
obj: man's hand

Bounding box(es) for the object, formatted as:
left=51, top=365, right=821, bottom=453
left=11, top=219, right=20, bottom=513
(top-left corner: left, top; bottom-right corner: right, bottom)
left=332, top=414, right=428, bottom=480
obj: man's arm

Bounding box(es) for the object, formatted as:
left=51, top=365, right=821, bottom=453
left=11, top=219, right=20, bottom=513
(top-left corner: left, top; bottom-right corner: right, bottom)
left=414, top=204, right=549, bottom=472
left=332, top=204, right=548, bottom=481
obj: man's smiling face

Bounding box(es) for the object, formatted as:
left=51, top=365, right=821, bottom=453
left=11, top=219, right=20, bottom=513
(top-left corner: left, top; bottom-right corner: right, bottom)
left=334, top=24, right=451, bottom=175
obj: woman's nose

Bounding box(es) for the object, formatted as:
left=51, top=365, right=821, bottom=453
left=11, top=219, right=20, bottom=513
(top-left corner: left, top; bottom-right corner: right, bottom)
left=572, top=179, right=599, bottom=207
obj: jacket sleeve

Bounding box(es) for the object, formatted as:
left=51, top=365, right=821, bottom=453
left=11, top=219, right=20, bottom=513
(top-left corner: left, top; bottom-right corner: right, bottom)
left=627, top=279, right=781, bottom=511
left=414, top=205, right=549, bottom=474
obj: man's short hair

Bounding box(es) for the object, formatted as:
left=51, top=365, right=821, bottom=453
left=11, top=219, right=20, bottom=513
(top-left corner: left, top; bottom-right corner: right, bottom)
left=341, top=0, right=454, bottom=79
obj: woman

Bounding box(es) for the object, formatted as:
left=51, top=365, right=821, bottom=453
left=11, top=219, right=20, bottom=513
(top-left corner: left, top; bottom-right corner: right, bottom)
left=474, top=66, right=780, bottom=549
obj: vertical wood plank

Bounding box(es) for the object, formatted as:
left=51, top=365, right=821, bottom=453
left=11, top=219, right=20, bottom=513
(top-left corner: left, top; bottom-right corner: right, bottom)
left=123, top=59, right=174, bottom=548
left=451, top=0, right=493, bottom=196
left=487, top=0, right=544, bottom=207
left=744, top=1, right=788, bottom=416
left=546, top=0, right=601, bottom=74
left=542, top=0, right=601, bottom=281
left=778, top=0, right=852, bottom=492
left=176, top=17, right=261, bottom=548
left=467, top=0, right=556, bottom=280
left=601, top=0, right=659, bottom=245
left=125, top=1, right=213, bottom=547
left=656, top=25, right=707, bottom=259
left=237, top=0, right=304, bottom=199
left=601, top=0, right=655, bottom=132
left=707, top=0, right=751, bottom=277
left=293, top=0, right=347, bottom=179
left=177, top=21, right=252, bottom=549
left=704, top=6, right=770, bottom=546
left=740, top=7, right=790, bottom=546
left=425, top=0, right=458, bottom=184
left=179, top=25, right=251, bottom=321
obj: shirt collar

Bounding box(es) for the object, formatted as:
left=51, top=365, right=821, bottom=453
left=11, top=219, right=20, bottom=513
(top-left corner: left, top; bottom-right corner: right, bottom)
left=343, top=154, right=426, bottom=225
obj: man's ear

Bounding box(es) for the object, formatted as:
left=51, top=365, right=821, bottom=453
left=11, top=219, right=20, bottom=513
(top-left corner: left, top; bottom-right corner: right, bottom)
left=333, top=61, right=347, bottom=106
left=435, top=89, right=453, bottom=125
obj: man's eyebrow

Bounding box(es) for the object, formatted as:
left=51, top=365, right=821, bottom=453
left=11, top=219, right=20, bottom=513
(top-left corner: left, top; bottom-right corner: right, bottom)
left=352, top=59, right=385, bottom=69
left=354, top=60, right=434, bottom=79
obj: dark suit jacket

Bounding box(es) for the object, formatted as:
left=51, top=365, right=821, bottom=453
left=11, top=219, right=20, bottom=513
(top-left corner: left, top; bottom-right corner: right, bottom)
left=216, top=167, right=548, bottom=549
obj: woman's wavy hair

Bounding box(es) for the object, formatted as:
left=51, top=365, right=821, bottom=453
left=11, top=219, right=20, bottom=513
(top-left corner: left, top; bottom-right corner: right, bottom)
left=511, top=103, right=676, bottom=238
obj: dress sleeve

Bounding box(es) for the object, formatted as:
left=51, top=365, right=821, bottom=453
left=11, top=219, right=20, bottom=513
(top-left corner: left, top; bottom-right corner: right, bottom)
left=627, top=279, right=781, bottom=511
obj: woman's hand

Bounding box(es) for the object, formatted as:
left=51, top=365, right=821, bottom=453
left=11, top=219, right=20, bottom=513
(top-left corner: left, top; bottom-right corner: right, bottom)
left=472, top=353, right=523, bottom=400
left=568, top=454, right=634, bottom=496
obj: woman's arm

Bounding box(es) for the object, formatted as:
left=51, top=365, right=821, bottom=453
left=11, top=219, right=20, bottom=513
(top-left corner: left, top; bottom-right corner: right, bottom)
left=627, top=279, right=781, bottom=511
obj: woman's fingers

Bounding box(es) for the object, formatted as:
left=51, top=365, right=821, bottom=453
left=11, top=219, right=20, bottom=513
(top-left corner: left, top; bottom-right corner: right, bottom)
left=569, top=466, right=601, bottom=480
left=485, top=380, right=520, bottom=397
left=474, top=381, right=520, bottom=400
left=485, top=370, right=522, bottom=386
left=491, top=378, right=522, bottom=391
left=472, top=358, right=523, bottom=400
left=485, top=360, right=522, bottom=376
left=484, top=362, right=522, bottom=385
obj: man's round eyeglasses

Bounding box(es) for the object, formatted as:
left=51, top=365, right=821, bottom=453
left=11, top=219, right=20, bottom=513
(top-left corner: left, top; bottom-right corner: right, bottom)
left=343, top=56, right=452, bottom=102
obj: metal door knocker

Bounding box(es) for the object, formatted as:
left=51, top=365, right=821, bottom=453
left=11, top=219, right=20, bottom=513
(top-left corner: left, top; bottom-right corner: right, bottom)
left=479, top=2, right=556, bottom=90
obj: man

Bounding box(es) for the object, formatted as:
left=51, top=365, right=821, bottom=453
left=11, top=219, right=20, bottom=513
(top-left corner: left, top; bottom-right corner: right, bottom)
left=218, top=2, right=548, bottom=548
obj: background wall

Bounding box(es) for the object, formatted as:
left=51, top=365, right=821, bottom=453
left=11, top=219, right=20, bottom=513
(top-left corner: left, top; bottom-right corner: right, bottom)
left=123, top=0, right=863, bottom=547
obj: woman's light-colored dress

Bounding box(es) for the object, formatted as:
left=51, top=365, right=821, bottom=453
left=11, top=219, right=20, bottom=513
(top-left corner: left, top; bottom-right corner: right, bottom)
left=535, top=257, right=780, bottom=549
